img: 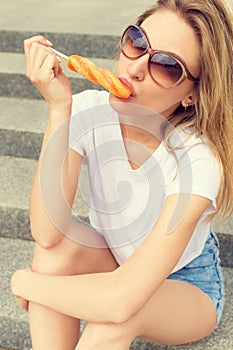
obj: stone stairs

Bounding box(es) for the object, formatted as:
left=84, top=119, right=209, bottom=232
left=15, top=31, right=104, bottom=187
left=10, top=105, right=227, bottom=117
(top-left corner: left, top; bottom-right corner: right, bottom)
left=0, top=2, right=233, bottom=349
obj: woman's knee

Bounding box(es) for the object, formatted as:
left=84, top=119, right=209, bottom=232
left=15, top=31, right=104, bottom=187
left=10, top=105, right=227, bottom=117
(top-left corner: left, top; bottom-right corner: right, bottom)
left=31, top=235, right=118, bottom=276
left=30, top=221, right=65, bottom=250
left=32, top=237, right=86, bottom=275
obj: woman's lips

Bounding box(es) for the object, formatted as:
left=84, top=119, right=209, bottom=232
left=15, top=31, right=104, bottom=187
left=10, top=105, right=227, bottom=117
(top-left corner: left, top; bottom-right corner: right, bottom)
left=118, top=77, right=136, bottom=98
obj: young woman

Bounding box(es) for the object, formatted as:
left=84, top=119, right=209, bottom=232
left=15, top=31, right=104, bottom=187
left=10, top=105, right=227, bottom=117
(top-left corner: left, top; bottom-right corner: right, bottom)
left=11, top=0, right=233, bottom=349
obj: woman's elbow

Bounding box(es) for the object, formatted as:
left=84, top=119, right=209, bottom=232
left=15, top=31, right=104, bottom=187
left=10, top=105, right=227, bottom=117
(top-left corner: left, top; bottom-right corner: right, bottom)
left=111, top=301, right=139, bottom=324
left=30, top=220, right=64, bottom=249
left=112, top=309, right=131, bottom=324
left=109, top=290, right=141, bottom=324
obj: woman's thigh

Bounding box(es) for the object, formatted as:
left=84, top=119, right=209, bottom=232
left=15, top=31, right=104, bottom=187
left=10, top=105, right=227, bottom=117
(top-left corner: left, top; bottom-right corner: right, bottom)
left=135, top=279, right=217, bottom=345
left=76, top=279, right=216, bottom=350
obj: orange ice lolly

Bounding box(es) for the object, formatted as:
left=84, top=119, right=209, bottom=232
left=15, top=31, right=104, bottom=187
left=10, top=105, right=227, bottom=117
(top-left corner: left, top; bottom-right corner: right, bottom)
left=51, top=48, right=131, bottom=99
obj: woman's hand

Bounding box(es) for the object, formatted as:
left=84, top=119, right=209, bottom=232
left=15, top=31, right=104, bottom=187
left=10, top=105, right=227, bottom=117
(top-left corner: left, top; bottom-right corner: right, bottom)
left=24, top=36, right=72, bottom=113
left=11, top=268, right=31, bottom=311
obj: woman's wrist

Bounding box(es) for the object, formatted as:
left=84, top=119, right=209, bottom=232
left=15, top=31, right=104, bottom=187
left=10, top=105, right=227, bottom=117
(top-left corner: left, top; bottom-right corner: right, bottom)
left=46, top=106, right=72, bottom=132
left=48, top=104, right=72, bottom=119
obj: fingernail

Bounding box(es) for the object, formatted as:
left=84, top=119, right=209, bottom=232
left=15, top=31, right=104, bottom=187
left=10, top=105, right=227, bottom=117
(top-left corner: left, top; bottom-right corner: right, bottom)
left=45, top=39, right=53, bottom=46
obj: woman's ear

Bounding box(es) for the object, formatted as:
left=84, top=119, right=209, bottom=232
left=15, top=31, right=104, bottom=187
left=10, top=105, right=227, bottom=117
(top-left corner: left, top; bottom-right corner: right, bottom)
left=181, top=92, right=198, bottom=109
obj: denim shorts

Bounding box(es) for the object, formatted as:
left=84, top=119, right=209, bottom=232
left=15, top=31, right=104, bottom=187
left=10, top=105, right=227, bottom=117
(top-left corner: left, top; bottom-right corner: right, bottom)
left=167, top=232, right=225, bottom=327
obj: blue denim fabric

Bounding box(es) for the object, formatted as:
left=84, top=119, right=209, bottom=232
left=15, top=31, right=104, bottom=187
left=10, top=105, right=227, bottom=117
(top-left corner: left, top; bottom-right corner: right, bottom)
left=168, top=232, right=225, bottom=327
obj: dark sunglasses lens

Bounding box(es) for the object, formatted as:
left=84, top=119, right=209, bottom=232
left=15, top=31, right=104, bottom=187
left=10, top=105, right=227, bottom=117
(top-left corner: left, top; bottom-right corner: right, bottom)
left=121, top=26, right=148, bottom=58
left=150, top=53, right=183, bottom=86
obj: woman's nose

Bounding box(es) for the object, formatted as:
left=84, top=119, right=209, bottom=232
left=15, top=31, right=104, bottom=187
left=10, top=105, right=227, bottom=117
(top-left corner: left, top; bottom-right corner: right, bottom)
left=127, top=55, right=149, bottom=81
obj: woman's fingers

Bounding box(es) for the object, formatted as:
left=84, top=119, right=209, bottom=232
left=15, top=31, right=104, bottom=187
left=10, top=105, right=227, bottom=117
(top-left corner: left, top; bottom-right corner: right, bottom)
left=24, top=35, right=52, bottom=59
left=24, top=36, right=57, bottom=76
left=29, top=43, right=48, bottom=73
left=24, top=36, right=52, bottom=70
left=24, top=39, right=62, bottom=86
left=38, top=54, right=59, bottom=82
left=23, top=35, right=71, bottom=109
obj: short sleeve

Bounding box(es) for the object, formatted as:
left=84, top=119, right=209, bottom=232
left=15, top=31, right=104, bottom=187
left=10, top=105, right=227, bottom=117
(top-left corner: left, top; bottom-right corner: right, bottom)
left=69, top=90, right=109, bottom=156
left=165, top=139, right=220, bottom=212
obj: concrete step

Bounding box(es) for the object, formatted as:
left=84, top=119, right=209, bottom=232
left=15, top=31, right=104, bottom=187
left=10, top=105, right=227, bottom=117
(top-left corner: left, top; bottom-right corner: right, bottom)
left=0, top=236, right=232, bottom=350
left=0, top=53, right=117, bottom=76
left=0, top=155, right=89, bottom=240
left=0, top=155, right=233, bottom=267
left=0, top=97, right=47, bottom=159
left=0, top=30, right=119, bottom=58
left=0, top=71, right=97, bottom=100
left=0, top=0, right=153, bottom=38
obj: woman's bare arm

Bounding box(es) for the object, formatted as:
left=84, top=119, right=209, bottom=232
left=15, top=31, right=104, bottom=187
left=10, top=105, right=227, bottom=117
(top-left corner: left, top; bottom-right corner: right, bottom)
left=11, top=193, right=211, bottom=324
left=24, top=36, right=83, bottom=247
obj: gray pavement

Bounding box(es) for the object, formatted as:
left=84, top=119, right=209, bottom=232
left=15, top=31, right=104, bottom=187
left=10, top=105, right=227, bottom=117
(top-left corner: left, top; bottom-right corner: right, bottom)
left=1, top=0, right=232, bottom=36
left=0, top=0, right=153, bottom=35
left=0, top=0, right=233, bottom=349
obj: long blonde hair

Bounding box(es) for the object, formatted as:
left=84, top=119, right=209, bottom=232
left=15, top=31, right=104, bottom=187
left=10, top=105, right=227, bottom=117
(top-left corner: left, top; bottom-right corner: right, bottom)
left=136, top=0, right=233, bottom=223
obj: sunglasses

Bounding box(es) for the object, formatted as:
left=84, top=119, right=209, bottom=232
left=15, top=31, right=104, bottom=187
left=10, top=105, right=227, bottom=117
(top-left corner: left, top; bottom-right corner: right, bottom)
left=120, top=25, right=199, bottom=89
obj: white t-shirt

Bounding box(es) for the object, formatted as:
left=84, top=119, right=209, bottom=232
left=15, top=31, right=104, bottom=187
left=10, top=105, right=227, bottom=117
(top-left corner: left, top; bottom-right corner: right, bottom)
left=69, top=90, right=220, bottom=272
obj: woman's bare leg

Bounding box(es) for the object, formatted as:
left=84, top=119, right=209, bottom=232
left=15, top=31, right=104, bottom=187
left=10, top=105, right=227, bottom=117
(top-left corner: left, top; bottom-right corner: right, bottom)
left=29, top=235, right=118, bottom=350
left=75, top=279, right=217, bottom=350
